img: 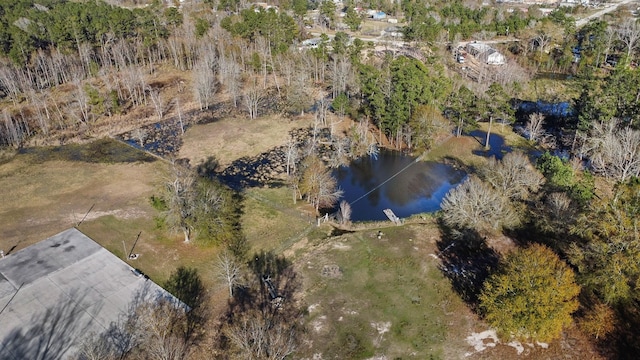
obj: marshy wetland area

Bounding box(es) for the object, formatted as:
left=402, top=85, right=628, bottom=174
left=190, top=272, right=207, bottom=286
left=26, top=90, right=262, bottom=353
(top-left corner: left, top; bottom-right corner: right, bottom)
left=0, top=114, right=599, bottom=359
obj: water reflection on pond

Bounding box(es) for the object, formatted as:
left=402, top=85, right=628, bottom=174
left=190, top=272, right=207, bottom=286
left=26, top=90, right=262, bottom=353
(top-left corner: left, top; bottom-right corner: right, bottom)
left=334, top=150, right=466, bottom=222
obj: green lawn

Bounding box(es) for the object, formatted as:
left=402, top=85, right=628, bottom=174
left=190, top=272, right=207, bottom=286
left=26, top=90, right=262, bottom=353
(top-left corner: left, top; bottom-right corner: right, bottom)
left=241, top=187, right=315, bottom=253
left=298, top=224, right=471, bottom=359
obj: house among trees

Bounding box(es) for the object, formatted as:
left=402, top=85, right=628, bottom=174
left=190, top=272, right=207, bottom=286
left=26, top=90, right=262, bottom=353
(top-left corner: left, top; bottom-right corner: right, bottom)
left=466, top=42, right=506, bottom=65
left=253, top=2, right=279, bottom=12
left=301, top=38, right=322, bottom=49
left=366, top=9, right=387, bottom=20
left=382, top=26, right=404, bottom=38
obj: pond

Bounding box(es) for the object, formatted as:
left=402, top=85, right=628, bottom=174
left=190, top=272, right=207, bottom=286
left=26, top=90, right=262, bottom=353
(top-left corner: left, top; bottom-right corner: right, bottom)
left=469, top=130, right=511, bottom=160
left=333, top=150, right=466, bottom=222
left=514, top=99, right=575, bottom=126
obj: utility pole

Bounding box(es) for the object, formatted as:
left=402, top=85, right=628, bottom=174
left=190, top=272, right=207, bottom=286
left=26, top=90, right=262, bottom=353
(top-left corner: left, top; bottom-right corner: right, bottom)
left=128, top=231, right=142, bottom=259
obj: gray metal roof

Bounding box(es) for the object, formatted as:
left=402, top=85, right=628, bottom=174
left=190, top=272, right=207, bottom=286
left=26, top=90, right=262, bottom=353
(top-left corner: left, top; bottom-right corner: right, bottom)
left=0, top=228, right=172, bottom=360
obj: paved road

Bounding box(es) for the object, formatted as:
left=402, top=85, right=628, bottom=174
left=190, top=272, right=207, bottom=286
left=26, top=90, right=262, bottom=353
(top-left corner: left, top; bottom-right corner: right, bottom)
left=576, top=0, right=638, bottom=27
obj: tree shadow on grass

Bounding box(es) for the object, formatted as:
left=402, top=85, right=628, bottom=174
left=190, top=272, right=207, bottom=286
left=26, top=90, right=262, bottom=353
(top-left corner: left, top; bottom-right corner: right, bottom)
left=162, top=266, right=209, bottom=345
left=230, top=251, right=295, bottom=312
left=216, top=251, right=306, bottom=359
left=436, top=222, right=500, bottom=309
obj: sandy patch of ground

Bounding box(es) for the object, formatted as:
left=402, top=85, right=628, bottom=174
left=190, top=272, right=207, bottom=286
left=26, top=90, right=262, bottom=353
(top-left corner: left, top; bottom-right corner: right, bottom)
left=311, top=315, right=327, bottom=333
left=65, top=208, right=149, bottom=224
left=465, top=329, right=551, bottom=357
left=331, top=242, right=351, bottom=250
left=466, top=330, right=500, bottom=356
left=371, top=321, right=391, bottom=347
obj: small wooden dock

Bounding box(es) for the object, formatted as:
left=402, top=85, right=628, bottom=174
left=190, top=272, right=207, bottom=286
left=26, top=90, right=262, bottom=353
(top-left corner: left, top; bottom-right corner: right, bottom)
left=383, top=209, right=402, bottom=225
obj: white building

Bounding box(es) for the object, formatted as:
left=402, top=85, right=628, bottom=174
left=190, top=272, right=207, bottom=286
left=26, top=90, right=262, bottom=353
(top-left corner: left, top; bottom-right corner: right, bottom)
left=0, top=228, right=182, bottom=359
left=480, top=49, right=506, bottom=65
left=466, top=42, right=506, bottom=65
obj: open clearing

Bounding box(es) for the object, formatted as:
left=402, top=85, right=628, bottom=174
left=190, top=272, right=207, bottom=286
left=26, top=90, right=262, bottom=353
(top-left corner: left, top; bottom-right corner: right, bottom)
left=295, top=223, right=474, bottom=359
left=0, top=154, right=163, bottom=254
left=0, top=113, right=604, bottom=359
left=179, top=114, right=311, bottom=166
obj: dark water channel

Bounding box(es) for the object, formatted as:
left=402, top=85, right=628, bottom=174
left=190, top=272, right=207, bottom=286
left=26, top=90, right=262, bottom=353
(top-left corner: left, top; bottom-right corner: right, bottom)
left=334, top=150, right=466, bottom=222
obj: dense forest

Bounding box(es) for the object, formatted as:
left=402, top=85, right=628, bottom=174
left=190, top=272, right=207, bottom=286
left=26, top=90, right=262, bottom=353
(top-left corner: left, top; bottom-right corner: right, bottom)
left=1, top=0, right=640, bottom=358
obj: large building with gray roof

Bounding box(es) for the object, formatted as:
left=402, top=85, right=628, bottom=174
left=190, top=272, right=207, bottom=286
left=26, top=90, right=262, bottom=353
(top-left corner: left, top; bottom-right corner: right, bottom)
left=0, top=228, right=175, bottom=360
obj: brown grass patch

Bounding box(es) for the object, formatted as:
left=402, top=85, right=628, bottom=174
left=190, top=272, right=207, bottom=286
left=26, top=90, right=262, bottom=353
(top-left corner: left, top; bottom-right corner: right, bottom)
left=179, top=114, right=311, bottom=166
left=0, top=155, right=165, bottom=254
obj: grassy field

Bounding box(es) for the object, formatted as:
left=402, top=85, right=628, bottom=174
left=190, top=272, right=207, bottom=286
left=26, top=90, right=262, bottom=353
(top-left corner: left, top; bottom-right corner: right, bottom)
left=179, top=114, right=310, bottom=167
left=0, top=140, right=163, bottom=255
left=0, top=114, right=603, bottom=359
left=241, top=187, right=317, bottom=253
left=296, top=223, right=473, bottom=359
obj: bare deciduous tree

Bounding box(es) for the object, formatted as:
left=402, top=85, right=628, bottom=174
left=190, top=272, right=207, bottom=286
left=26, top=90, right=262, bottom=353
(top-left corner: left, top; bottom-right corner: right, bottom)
left=216, top=251, right=242, bottom=298
left=75, top=286, right=193, bottom=360
left=148, top=86, right=164, bottom=120
left=586, top=119, right=640, bottom=182
left=192, top=60, right=217, bottom=110
left=219, top=54, right=241, bottom=107
left=135, top=299, right=192, bottom=360
left=131, top=128, right=148, bottom=147
left=165, top=162, right=196, bottom=243
left=349, top=119, right=378, bottom=158
left=286, top=70, right=312, bottom=116
left=617, top=19, right=640, bottom=60
left=2, top=107, right=23, bottom=147
left=0, top=63, right=21, bottom=105
left=77, top=331, right=118, bottom=360
left=329, top=135, right=351, bottom=169
left=481, top=151, right=544, bottom=200
left=316, top=97, right=329, bottom=127
left=337, top=200, right=352, bottom=225
left=441, top=176, right=518, bottom=231
left=27, top=89, right=51, bottom=135
left=330, top=55, right=351, bottom=99
left=72, top=77, right=91, bottom=124
left=225, top=309, right=299, bottom=360
left=546, top=192, right=575, bottom=225
left=534, top=32, right=551, bottom=55
left=285, top=137, right=300, bottom=177
left=299, top=155, right=343, bottom=213
left=526, top=112, right=546, bottom=143
left=243, top=76, right=263, bottom=120
left=121, top=66, right=146, bottom=107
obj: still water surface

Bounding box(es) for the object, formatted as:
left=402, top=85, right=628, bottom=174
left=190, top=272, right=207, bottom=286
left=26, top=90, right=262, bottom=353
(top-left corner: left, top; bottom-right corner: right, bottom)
left=334, top=150, right=466, bottom=222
